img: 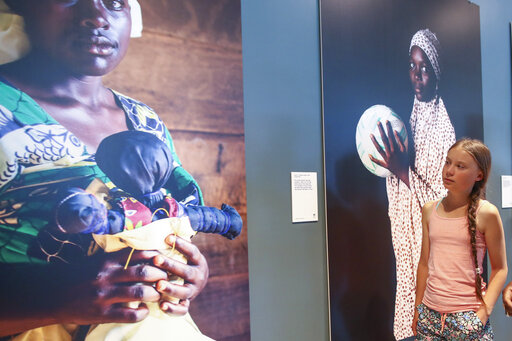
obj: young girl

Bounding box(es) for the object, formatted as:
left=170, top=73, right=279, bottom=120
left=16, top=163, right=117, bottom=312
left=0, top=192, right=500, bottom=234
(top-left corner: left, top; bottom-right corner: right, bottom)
left=412, top=138, right=508, bottom=340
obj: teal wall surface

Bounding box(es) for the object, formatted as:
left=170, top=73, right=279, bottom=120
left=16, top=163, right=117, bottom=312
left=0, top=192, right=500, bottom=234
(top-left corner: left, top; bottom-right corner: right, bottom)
left=241, top=0, right=329, bottom=340
left=242, top=0, right=512, bottom=339
left=473, top=0, right=512, bottom=339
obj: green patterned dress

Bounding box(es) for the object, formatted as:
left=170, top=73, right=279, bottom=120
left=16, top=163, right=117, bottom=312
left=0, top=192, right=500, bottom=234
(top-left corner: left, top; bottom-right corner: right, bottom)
left=0, top=80, right=202, bottom=264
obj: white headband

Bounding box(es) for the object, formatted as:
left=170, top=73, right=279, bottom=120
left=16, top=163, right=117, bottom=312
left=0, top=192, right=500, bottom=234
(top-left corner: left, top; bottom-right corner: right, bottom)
left=409, top=28, right=441, bottom=82
left=0, top=0, right=143, bottom=65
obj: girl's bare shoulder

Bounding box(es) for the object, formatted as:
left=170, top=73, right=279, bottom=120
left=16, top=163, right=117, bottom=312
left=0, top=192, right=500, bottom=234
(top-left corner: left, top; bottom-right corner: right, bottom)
left=477, top=200, right=501, bottom=233
left=478, top=200, right=500, bottom=219
left=421, top=201, right=437, bottom=222
left=422, top=200, right=437, bottom=214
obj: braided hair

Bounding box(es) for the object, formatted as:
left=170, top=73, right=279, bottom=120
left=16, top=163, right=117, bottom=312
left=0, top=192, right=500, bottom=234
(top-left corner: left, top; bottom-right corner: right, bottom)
left=448, top=138, right=491, bottom=302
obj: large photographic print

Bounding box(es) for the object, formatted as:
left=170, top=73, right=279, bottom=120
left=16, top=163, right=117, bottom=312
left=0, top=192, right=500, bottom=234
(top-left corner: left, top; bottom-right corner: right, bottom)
left=0, top=1, right=248, bottom=340
left=321, top=0, right=482, bottom=339
left=106, top=2, right=248, bottom=340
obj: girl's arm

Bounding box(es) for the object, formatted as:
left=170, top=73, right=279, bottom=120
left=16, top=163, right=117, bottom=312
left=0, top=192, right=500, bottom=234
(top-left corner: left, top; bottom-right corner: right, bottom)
left=477, top=203, right=508, bottom=323
left=412, top=201, right=434, bottom=335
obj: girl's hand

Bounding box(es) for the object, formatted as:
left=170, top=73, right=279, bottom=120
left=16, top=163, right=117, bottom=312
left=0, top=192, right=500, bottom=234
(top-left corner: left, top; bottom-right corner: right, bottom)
left=369, top=120, right=409, bottom=186
left=55, top=249, right=168, bottom=325
left=152, top=235, right=209, bottom=315
left=476, top=304, right=490, bottom=325
left=502, top=281, right=512, bottom=316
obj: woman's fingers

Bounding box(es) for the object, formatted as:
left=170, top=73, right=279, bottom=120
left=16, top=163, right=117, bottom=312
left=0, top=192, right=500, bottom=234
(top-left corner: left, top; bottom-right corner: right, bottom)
left=167, top=235, right=205, bottom=266
left=369, top=134, right=387, bottom=165
left=385, top=120, right=396, bottom=153
left=95, top=283, right=161, bottom=305
left=377, top=121, right=391, bottom=154
left=155, top=279, right=193, bottom=301
left=394, top=129, right=406, bottom=153
left=160, top=299, right=190, bottom=316
left=93, top=250, right=168, bottom=284
left=152, top=235, right=209, bottom=301
left=370, top=121, right=402, bottom=167
left=369, top=153, right=387, bottom=168
left=106, top=263, right=168, bottom=284
left=103, top=303, right=150, bottom=323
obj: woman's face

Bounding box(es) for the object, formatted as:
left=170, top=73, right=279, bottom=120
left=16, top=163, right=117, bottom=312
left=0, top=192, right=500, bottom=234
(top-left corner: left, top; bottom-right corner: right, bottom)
left=19, top=0, right=132, bottom=76
left=409, top=46, right=437, bottom=102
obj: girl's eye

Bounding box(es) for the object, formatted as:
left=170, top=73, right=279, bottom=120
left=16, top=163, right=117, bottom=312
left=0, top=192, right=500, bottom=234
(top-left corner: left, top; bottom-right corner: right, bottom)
left=409, top=62, right=414, bottom=70
left=457, top=164, right=465, bottom=169
left=421, top=66, right=428, bottom=74
left=103, top=0, right=125, bottom=10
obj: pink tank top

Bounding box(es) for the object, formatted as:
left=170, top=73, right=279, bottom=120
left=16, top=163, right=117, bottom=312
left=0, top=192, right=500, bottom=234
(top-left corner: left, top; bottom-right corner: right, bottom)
left=422, top=200, right=487, bottom=313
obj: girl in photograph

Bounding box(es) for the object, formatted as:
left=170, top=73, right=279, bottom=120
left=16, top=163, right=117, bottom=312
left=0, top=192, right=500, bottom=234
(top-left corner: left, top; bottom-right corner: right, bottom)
left=412, top=138, right=507, bottom=340
left=370, top=28, right=456, bottom=339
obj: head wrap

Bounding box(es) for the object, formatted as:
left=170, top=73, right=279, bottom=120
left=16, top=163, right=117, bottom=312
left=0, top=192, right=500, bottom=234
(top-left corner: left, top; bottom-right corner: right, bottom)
left=128, top=0, right=142, bottom=38
left=409, top=29, right=441, bottom=82
left=0, top=0, right=143, bottom=65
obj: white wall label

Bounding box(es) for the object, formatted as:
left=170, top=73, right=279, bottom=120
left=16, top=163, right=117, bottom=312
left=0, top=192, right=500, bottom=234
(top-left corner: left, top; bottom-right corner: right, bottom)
left=502, top=175, right=512, bottom=208
left=291, top=172, right=318, bottom=223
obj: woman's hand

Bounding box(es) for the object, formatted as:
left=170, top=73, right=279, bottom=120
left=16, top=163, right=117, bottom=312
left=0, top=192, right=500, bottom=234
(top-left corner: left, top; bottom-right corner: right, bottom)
left=55, top=249, right=169, bottom=325
left=152, top=235, right=209, bottom=315
left=0, top=249, right=173, bottom=336
left=503, top=281, right=512, bottom=316
left=369, top=120, right=409, bottom=186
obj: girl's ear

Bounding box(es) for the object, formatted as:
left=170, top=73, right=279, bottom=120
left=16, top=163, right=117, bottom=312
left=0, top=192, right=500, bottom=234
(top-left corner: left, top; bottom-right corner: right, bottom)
left=475, top=171, right=483, bottom=182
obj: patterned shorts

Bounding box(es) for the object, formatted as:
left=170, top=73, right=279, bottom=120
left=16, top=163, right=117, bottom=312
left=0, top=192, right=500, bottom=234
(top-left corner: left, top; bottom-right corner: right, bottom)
left=415, top=303, right=494, bottom=340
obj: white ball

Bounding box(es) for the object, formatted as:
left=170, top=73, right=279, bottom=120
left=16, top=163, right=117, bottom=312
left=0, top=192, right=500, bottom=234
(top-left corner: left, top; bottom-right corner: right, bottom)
left=355, top=105, right=408, bottom=178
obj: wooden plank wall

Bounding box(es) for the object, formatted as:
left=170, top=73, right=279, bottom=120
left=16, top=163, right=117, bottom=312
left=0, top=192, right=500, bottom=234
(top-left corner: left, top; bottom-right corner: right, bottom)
left=103, top=1, right=249, bottom=340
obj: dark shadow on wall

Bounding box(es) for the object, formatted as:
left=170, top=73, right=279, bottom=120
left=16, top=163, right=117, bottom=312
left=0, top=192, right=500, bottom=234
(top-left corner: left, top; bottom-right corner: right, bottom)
left=327, top=153, right=395, bottom=341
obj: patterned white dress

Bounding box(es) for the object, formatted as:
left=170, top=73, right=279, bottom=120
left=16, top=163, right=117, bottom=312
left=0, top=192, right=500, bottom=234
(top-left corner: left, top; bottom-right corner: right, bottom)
left=387, top=95, right=455, bottom=340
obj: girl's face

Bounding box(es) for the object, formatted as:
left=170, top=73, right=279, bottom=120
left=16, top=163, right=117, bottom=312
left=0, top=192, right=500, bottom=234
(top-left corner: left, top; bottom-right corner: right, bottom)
left=409, top=46, right=437, bottom=102
left=19, top=0, right=132, bottom=76
left=442, top=146, right=483, bottom=194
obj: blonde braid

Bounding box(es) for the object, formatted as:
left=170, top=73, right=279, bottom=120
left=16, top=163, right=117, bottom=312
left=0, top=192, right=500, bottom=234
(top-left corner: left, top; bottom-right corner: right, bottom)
left=467, top=186, right=483, bottom=302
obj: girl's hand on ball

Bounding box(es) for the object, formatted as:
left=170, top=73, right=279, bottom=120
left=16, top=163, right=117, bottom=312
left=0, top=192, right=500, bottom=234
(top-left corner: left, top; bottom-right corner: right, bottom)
left=369, top=120, right=410, bottom=186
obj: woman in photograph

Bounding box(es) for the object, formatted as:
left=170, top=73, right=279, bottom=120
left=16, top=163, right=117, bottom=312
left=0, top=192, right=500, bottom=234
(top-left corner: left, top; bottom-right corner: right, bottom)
left=370, top=28, right=456, bottom=339
left=0, top=0, right=210, bottom=339
left=412, top=138, right=507, bottom=340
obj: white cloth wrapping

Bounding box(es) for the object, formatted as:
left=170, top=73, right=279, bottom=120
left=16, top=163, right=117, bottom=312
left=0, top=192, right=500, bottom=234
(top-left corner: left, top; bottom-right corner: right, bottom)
left=387, top=95, right=455, bottom=340
left=11, top=217, right=213, bottom=341
left=86, top=217, right=213, bottom=341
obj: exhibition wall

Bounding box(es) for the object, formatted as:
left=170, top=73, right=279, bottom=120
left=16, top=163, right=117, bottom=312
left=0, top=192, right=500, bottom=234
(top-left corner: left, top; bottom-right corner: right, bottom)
left=242, top=0, right=512, bottom=339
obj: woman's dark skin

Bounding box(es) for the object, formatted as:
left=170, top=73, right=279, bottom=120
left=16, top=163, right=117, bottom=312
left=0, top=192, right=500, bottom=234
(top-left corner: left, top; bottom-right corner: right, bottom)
left=368, top=46, right=438, bottom=186
left=408, top=46, right=437, bottom=103
left=0, top=237, right=207, bottom=336
left=0, top=0, right=208, bottom=336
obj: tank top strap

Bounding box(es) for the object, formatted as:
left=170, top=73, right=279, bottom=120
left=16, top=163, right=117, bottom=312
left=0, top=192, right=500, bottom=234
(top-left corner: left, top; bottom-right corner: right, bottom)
left=429, top=198, right=444, bottom=221
left=435, top=198, right=444, bottom=210
left=475, top=199, right=488, bottom=215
